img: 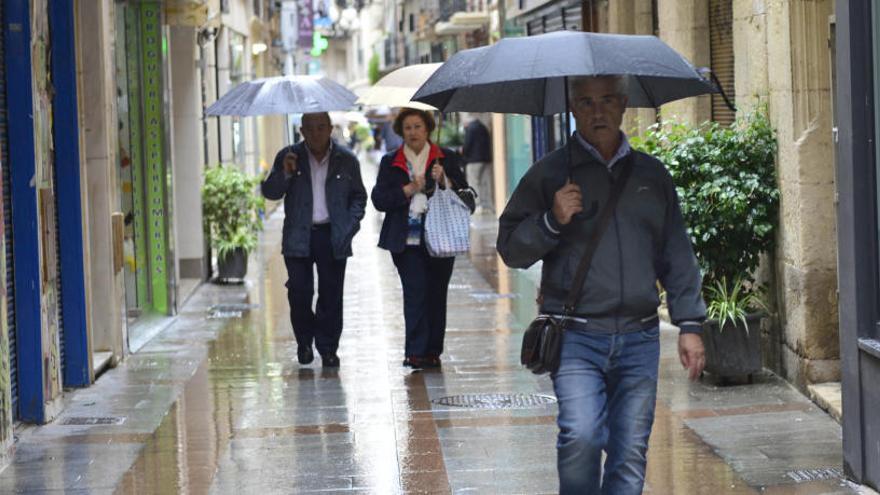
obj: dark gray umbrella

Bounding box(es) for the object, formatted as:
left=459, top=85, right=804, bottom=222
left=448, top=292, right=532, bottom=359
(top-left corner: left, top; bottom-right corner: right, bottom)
left=412, top=31, right=718, bottom=115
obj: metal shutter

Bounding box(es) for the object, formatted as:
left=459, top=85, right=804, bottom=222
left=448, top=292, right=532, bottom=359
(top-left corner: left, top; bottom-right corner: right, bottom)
left=526, top=3, right=582, bottom=35
left=709, top=0, right=736, bottom=125
left=0, top=0, right=17, bottom=418
left=54, top=159, right=64, bottom=374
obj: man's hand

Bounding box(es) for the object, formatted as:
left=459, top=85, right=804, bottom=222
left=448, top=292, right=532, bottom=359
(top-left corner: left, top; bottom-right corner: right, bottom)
left=404, top=174, right=426, bottom=197
left=283, top=152, right=297, bottom=175
left=678, top=333, right=705, bottom=381
left=552, top=179, right=584, bottom=225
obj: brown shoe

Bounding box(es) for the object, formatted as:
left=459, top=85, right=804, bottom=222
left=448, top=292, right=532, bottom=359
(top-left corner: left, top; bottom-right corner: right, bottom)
left=403, top=356, right=426, bottom=369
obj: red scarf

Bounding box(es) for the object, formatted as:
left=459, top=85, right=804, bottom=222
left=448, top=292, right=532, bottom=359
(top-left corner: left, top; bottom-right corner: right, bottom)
left=391, top=143, right=445, bottom=175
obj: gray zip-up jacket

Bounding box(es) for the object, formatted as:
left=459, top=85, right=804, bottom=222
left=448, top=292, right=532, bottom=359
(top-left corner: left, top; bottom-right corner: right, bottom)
left=261, top=140, right=367, bottom=260
left=497, top=139, right=706, bottom=333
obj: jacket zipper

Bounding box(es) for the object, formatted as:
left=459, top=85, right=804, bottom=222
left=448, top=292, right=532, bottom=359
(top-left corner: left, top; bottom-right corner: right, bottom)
left=613, top=210, right=624, bottom=333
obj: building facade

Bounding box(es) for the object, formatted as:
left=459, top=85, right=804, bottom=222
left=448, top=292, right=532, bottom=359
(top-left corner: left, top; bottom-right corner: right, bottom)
left=0, top=0, right=283, bottom=468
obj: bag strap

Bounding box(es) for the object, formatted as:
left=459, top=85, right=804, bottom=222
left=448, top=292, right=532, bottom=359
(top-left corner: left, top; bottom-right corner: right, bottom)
left=563, top=156, right=635, bottom=314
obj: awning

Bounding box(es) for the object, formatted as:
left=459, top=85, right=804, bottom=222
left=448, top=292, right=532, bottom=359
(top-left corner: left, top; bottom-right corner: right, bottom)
left=435, top=11, right=490, bottom=36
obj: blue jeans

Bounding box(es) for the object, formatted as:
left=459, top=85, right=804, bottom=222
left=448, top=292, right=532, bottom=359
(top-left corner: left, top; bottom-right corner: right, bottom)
left=552, top=326, right=661, bottom=495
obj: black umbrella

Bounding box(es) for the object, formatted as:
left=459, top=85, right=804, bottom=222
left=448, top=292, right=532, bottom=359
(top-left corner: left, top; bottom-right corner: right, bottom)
left=412, top=31, right=719, bottom=115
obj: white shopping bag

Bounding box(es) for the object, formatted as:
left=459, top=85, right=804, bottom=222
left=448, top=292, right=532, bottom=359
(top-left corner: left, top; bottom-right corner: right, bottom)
left=424, top=186, right=471, bottom=258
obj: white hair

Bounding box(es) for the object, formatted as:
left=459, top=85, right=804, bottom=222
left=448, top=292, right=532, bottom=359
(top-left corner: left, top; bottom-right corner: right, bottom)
left=567, top=75, right=628, bottom=99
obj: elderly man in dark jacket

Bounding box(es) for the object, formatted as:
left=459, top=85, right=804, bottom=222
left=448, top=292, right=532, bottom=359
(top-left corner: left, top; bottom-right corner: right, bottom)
left=497, top=76, right=706, bottom=494
left=262, top=112, right=367, bottom=368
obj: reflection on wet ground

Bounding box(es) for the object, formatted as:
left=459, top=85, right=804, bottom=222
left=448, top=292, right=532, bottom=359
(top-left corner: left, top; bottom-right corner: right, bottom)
left=0, top=157, right=869, bottom=494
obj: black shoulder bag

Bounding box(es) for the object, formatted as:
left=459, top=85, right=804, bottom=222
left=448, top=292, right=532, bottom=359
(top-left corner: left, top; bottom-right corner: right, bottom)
left=520, top=158, right=634, bottom=375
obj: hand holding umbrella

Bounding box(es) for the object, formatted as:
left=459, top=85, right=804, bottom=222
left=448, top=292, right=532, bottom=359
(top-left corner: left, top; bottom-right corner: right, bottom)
left=552, top=179, right=584, bottom=226
left=431, top=163, right=446, bottom=186
left=283, top=152, right=298, bottom=175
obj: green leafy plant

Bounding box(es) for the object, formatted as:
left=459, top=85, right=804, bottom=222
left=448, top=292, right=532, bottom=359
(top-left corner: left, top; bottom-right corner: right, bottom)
left=705, top=276, right=768, bottom=333
left=202, top=164, right=264, bottom=260
left=368, top=52, right=380, bottom=85
left=631, top=105, right=779, bottom=329
left=355, top=123, right=374, bottom=149
left=214, top=225, right=259, bottom=260
left=437, top=120, right=463, bottom=148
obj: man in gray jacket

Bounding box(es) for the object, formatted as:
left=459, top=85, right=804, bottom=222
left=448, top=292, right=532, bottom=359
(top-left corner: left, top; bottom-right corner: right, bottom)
left=262, top=113, right=367, bottom=368
left=497, top=76, right=706, bottom=494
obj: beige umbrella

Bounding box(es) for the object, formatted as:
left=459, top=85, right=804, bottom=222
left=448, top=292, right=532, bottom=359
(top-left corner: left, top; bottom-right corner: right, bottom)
left=358, top=63, right=442, bottom=111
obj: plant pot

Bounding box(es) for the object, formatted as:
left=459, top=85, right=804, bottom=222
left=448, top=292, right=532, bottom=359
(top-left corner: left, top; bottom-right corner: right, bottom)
left=702, top=313, right=763, bottom=377
left=217, top=247, right=248, bottom=280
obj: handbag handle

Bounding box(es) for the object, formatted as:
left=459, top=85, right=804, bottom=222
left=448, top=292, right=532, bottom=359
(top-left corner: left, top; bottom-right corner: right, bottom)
left=563, top=156, right=634, bottom=315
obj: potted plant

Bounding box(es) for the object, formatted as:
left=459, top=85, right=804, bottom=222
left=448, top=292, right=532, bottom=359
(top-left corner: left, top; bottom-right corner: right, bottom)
left=702, top=276, right=768, bottom=376
left=632, top=106, right=779, bottom=377
left=202, top=164, right=264, bottom=281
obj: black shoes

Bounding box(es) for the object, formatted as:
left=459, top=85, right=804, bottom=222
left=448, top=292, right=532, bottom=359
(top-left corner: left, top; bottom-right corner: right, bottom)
left=321, top=353, right=340, bottom=368
left=403, top=356, right=441, bottom=369
left=297, top=346, right=314, bottom=365
left=298, top=345, right=339, bottom=368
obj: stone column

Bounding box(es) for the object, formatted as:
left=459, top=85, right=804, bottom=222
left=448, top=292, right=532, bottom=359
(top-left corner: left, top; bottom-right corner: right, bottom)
left=610, top=0, right=658, bottom=135
left=169, top=27, right=207, bottom=283
left=76, top=0, right=126, bottom=361
left=765, top=0, right=838, bottom=387
left=657, top=0, right=712, bottom=125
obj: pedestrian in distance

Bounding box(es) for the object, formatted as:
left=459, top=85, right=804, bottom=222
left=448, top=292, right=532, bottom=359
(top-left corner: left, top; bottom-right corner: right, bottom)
left=462, top=114, right=493, bottom=211
left=261, top=112, right=367, bottom=368
left=496, top=76, right=707, bottom=494
left=371, top=108, right=475, bottom=369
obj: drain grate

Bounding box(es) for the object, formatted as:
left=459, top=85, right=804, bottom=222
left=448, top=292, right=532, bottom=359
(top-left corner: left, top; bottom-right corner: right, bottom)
left=60, top=416, right=126, bottom=426
left=469, top=292, right=519, bottom=301
left=207, top=303, right=258, bottom=319
left=785, top=467, right=843, bottom=483
left=432, top=393, right=557, bottom=410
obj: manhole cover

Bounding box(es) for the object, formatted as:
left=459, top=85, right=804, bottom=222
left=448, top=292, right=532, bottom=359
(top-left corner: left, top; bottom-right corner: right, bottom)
left=785, top=467, right=843, bottom=483
left=432, top=393, right=557, bottom=410
left=60, top=416, right=126, bottom=426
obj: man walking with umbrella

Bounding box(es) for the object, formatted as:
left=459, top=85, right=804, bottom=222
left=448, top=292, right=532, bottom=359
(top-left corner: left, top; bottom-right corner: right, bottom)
left=496, top=76, right=706, bottom=494
left=261, top=112, right=367, bottom=368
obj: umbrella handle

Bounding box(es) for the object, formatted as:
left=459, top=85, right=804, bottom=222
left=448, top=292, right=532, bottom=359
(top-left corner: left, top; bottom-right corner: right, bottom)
left=435, top=111, right=444, bottom=145
left=703, top=69, right=737, bottom=113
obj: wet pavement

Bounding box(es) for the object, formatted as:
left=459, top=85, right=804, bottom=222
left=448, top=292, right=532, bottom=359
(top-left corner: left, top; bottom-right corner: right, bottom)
left=0, top=156, right=872, bottom=494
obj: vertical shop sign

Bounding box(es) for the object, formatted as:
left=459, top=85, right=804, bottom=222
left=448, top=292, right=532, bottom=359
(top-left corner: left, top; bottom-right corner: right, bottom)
left=297, top=0, right=313, bottom=49
left=140, top=2, right=168, bottom=314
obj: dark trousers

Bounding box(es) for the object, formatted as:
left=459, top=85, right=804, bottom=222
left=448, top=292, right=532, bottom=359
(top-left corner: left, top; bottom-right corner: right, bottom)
left=391, top=245, right=455, bottom=357
left=284, top=225, right=347, bottom=355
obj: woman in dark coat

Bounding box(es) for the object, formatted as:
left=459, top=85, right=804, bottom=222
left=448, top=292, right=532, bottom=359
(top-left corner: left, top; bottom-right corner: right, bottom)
left=371, top=108, right=474, bottom=368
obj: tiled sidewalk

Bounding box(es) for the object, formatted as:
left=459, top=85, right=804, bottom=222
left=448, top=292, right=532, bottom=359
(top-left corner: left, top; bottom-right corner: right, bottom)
left=0, top=158, right=872, bottom=494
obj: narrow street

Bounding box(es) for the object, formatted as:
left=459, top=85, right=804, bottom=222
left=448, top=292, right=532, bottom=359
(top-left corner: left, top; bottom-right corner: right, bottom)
left=0, top=157, right=864, bottom=494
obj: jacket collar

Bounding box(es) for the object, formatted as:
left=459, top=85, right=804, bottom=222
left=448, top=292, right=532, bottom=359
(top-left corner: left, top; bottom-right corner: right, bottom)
left=391, top=142, right=445, bottom=174
left=291, top=139, right=343, bottom=174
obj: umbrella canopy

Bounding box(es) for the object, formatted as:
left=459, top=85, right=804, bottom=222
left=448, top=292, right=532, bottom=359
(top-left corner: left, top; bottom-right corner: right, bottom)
left=206, top=75, right=357, bottom=116
left=358, top=63, right=442, bottom=111
left=412, top=31, right=718, bottom=115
